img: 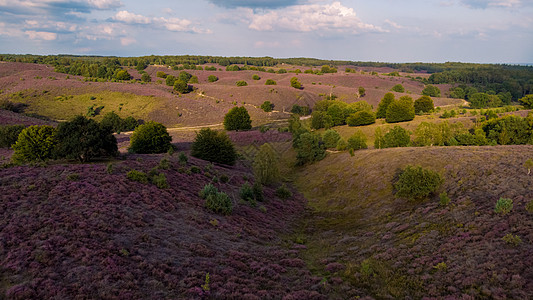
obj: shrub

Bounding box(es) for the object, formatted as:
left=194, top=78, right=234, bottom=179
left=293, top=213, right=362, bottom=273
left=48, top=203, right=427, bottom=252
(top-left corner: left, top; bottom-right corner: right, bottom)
left=311, top=111, right=333, bottom=130
left=224, top=106, right=252, bottom=131
left=253, top=143, right=280, bottom=185
left=141, top=73, right=151, bottom=82
left=0, top=100, right=26, bottom=113
left=336, top=138, right=348, bottom=151
left=128, top=121, right=172, bottom=154
left=414, top=96, right=434, bottom=114
left=199, top=183, right=218, bottom=199
left=482, top=115, right=530, bottom=145
left=386, top=96, right=415, bottom=123
left=394, top=165, right=443, bottom=200
left=122, top=116, right=139, bottom=131
left=178, top=71, right=193, bottom=83
left=519, top=94, right=533, bottom=109
left=190, top=166, right=201, bottom=174
left=156, top=71, right=167, bottom=78
left=296, top=133, right=326, bottom=165
left=358, top=86, right=366, bottom=97
left=422, top=85, right=441, bottom=97
left=253, top=182, right=264, bottom=202
left=206, top=192, right=233, bottom=215
left=189, top=76, right=199, bottom=84
left=275, top=184, right=292, bottom=199
left=391, top=84, right=405, bottom=93
left=174, top=79, right=191, bottom=93
left=11, top=126, right=57, bottom=163
left=502, top=233, right=522, bottom=246
left=290, top=77, right=302, bottom=89
left=178, top=152, right=188, bottom=165
left=265, top=79, right=277, bottom=85
left=290, top=104, right=310, bottom=115
left=127, top=170, right=149, bottom=184
left=322, top=130, right=341, bottom=148
left=439, top=192, right=451, bottom=206
left=347, top=111, right=376, bottom=126
left=191, top=128, right=237, bottom=165
left=525, top=158, right=533, bottom=175
left=376, top=93, right=395, bottom=119
left=0, top=125, right=25, bottom=148
left=220, top=174, right=229, bottom=183
left=165, top=75, right=176, bottom=86
left=494, top=198, right=513, bottom=215
left=347, top=130, right=368, bottom=151
left=240, top=182, right=255, bottom=205
left=151, top=173, right=169, bottom=189
left=115, top=70, right=131, bottom=80
left=208, top=75, right=218, bottom=82
left=261, top=101, right=274, bottom=112
left=383, top=126, right=411, bottom=148
left=236, top=80, right=248, bottom=87
left=252, top=74, right=260, bottom=80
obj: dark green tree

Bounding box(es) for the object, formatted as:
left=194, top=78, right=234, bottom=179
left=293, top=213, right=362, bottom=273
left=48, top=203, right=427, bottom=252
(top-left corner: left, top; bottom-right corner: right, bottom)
left=391, top=84, right=405, bottom=93
left=141, top=73, right=151, bottom=82
left=322, top=129, right=341, bottom=148
left=115, top=70, right=132, bottom=81
left=422, top=85, right=441, bottom=97
left=165, top=75, right=176, bottom=86
left=414, top=96, right=434, bottom=114
left=191, top=128, right=237, bottom=165
left=290, top=77, right=302, bottom=89
left=178, top=71, right=193, bottom=83
left=208, top=75, right=218, bottom=82
left=128, top=121, right=172, bottom=154
left=383, top=126, right=411, bottom=148
left=346, top=110, right=376, bottom=126
left=55, top=116, right=118, bottom=162
left=376, top=93, right=395, bottom=118
left=386, top=96, right=415, bottom=123
left=519, top=94, right=533, bottom=109
left=347, top=130, right=368, bottom=150
left=11, top=125, right=57, bottom=163
left=260, top=101, right=274, bottom=112
left=296, top=133, right=325, bottom=165
left=0, top=125, right=25, bottom=148
left=394, top=165, right=443, bottom=201
left=174, top=79, right=191, bottom=93
left=224, top=106, right=252, bottom=131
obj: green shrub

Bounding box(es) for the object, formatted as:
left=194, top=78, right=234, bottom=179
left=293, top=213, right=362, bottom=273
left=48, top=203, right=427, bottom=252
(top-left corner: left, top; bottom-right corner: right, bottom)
left=236, top=80, right=248, bottom=87
left=158, top=158, right=170, bottom=170
left=253, top=143, right=280, bottom=185
left=265, top=79, right=277, bottom=85
left=439, top=192, right=451, bottom=206
left=358, top=86, right=366, bottom=97
left=151, top=173, right=169, bottom=189
left=253, top=182, right=264, bottom=202
left=383, top=126, right=411, bottom=148
left=290, top=77, right=302, bottom=89
left=189, top=76, right=199, bottom=84
left=206, top=192, right=233, bottom=215
left=322, top=130, right=341, bottom=148
left=386, top=96, right=415, bottom=123
left=252, top=74, right=260, bottom=80
left=199, top=183, right=218, bottom=199
left=414, top=96, right=434, bottom=114
left=128, top=121, right=172, bottom=154
left=106, top=163, right=114, bottom=174
left=261, top=101, right=274, bottom=112
left=482, top=115, right=530, bottom=145
left=190, top=166, right=201, bottom=174
left=494, top=198, right=513, bottom=215
left=0, top=125, right=25, bottom=148
left=191, top=128, right=237, bottom=165
left=239, top=182, right=256, bottom=205
left=502, top=233, right=522, bottom=246
left=275, top=184, right=292, bottom=199
left=66, top=173, right=80, bottom=181
left=336, top=138, right=348, bottom=151
left=391, top=84, right=405, bottom=93
left=296, top=133, right=326, bottom=165
left=220, top=174, right=229, bottom=183
left=165, top=75, right=176, bottom=86
left=224, top=106, right=252, bottom=131
left=141, top=73, right=151, bottom=82
left=127, top=170, right=149, bottom=184
left=347, top=130, right=368, bottom=151
left=519, top=94, right=533, bottom=109
left=12, top=125, right=57, bottom=163
left=394, top=165, right=443, bottom=200
left=208, top=75, right=218, bottom=82
left=422, top=85, right=441, bottom=97
left=376, top=93, right=395, bottom=119
left=178, top=152, right=188, bottom=165
left=346, top=111, right=376, bottom=126
left=156, top=71, right=167, bottom=78
left=174, top=79, right=191, bottom=93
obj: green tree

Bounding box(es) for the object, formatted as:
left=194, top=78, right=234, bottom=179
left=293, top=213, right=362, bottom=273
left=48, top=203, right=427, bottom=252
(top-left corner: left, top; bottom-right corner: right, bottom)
left=346, top=110, right=376, bottom=126
left=174, top=79, right=191, bottom=93
left=100, top=111, right=123, bottom=133
left=422, top=85, right=441, bottom=97
left=413, top=122, right=442, bottom=146
left=128, top=121, right=172, bottom=154
left=189, top=75, right=199, bottom=84
left=327, top=102, right=347, bottom=126
left=296, top=133, right=325, bottom=165
left=191, top=128, right=237, bottom=165
left=208, top=75, right=218, bottom=82
left=394, top=165, right=443, bottom=201
left=414, top=96, right=434, bottom=114
left=165, top=75, right=176, bottom=86
left=290, top=77, right=302, bottom=89
left=311, top=111, right=332, bottom=130
left=236, top=80, right=248, bottom=86
left=55, top=115, right=118, bottom=162
left=374, top=127, right=386, bottom=149
left=178, top=71, right=193, bottom=83
left=156, top=71, right=167, bottom=78
left=450, top=87, right=466, bottom=99
left=347, top=130, right=368, bottom=150
left=482, top=115, right=530, bottom=145
left=253, top=143, right=280, bottom=185
left=261, top=101, right=274, bottom=112
left=519, top=94, right=533, bottom=109
left=383, top=125, right=411, bottom=148
left=386, top=96, right=415, bottom=123
left=115, top=70, right=132, bottom=81
left=12, top=125, right=57, bottom=163
left=252, top=74, right=261, bottom=80
left=224, top=106, right=252, bottom=131
left=376, top=93, right=395, bottom=118
left=265, top=79, right=277, bottom=85
left=391, top=84, right=405, bottom=93
left=322, top=129, right=341, bottom=148
left=358, top=86, right=366, bottom=97
left=0, top=125, right=25, bottom=148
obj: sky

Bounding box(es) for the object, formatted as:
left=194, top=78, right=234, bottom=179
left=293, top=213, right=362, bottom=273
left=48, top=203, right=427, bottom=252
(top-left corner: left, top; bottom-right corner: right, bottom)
left=0, top=0, right=532, bottom=63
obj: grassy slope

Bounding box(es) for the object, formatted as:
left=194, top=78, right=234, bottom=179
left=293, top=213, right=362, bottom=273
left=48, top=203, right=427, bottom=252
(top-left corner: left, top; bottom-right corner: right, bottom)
left=293, top=146, right=533, bottom=298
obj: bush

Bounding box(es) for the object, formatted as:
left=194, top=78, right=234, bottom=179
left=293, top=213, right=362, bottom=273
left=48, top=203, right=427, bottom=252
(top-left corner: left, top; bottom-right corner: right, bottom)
left=239, top=182, right=256, bottom=205
left=252, top=74, right=261, bottom=80
left=178, top=71, right=193, bottom=83
left=236, top=80, right=248, bottom=87
left=115, top=70, right=131, bottom=81
left=347, top=130, right=368, bottom=151
left=519, top=94, right=533, bottom=109
left=311, top=111, right=332, bottom=130
left=495, top=198, right=513, bottom=215
left=151, top=173, right=169, bottom=189
left=208, top=75, right=218, bottom=82
left=502, top=233, right=522, bottom=246
left=394, top=165, right=443, bottom=200
left=141, top=73, right=151, bottom=82
left=290, top=77, right=302, bottom=89
left=414, top=96, right=434, bottom=114
left=347, top=111, right=376, bottom=126
left=128, top=121, right=172, bottom=154
left=199, top=183, right=218, bottom=199
left=100, top=111, right=139, bottom=133
left=376, top=93, right=395, bottom=119
left=290, top=104, right=310, bottom=115
left=206, top=192, right=233, bottom=215
left=261, top=101, right=274, bottom=112
left=189, top=76, right=199, bottom=84
left=0, top=100, right=26, bottom=113
left=482, top=115, right=530, bottom=145
left=422, top=85, right=441, bottom=97
left=336, top=138, right=348, bottom=151
left=220, top=174, right=229, bottom=183
left=296, top=133, right=326, bottom=165
left=322, top=130, right=341, bottom=148
left=156, top=71, right=167, bottom=78
left=127, top=170, right=149, bottom=184
left=275, top=184, right=292, bottom=199
left=165, top=75, right=176, bottom=86
left=383, top=126, right=411, bottom=148
left=439, top=192, right=451, bottom=206
left=55, top=115, right=118, bottom=162
left=386, top=96, right=415, bottom=123
left=12, top=125, right=57, bottom=163
left=358, top=86, right=366, bottom=97
left=224, top=106, right=252, bottom=131
left=265, top=79, right=277, bottom=85
left=191, top=128, right=237, bottom=165
left=253, top=143, right=280, bottom=185
left=391, top=84, right=405, bottom=93
left=174, top=79, right=191, bottom=93
left=0, top=125, right=25, bottom=148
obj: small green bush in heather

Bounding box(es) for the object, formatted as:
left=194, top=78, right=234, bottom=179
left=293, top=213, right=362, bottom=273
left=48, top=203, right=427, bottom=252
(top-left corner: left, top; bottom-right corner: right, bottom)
left=265, top=79, right=277, bottom=85
left=158, top=158, right=170, bottom=170
left=347, top=130, right=368, bottom=151
left=261, top=101, right=274, bottom=112
left=220, top=174, right=230, bottom=183
left=190, top=166, right=201, bottom=174
left=129, top=121, right=172, bottom=154
left=199, top=183, right=218, bottom=199
left=239, top=182, right=256, bottom=206
left=322, top=130, right=341, bottom=149
left=502, top=233, right=522, bottom=246
left=0, top=125, right=25, bottom=148
left=439, top=192, right=451, bottom=206
left=127, top=170, right=149, bottom=184
left=494, top=198, right=513, bottom=215
left=106, top=163, right=114, bottom=174
left=391, top=84, right=405, bottom=93
left=206, top=192, right=233, bottom=215
left=151, top=173, right=169, bottom=189
left=253, top=143, right=280, bottom=185
left=236, top=80, right=248, bottom=87
left=383, top=126, right=411, bottom=148
left=208, top=75, right=218, bottom=82
left=224, top=106, right=252, bottom=131
left=394, top=165, right=443, bottom=201
left=275, top=184, right=292, bottom=199
left=178, top=152, right=188, bottom=165
left=253, top=182, right=264, bottom=202
left=252, top=74, right=261, bottom=80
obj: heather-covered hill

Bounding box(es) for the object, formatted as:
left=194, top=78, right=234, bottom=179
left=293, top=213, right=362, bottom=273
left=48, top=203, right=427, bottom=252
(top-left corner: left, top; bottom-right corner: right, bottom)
left=0, top=154, right=325, bottom=299
left=294, top=146, right=533, bottom=299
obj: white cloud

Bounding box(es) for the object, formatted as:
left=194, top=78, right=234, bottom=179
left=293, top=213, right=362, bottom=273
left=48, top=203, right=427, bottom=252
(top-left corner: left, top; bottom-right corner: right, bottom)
left=25, top=30, right=57, bottom=40
left=254, top=40, right=281, bottom=48
left=113, top=10, right=151, bottom=24
left=87, top=0, right=122, bottom=9
left=120, top=36, right=136, bottom=46
left=384, top=19, right=404, bottom=29
left=248, top=1, right=385, bottom=34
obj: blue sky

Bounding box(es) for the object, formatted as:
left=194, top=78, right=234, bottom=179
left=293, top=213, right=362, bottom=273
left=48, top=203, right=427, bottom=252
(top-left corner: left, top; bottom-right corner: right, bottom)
left=0, top=0, right=532, bottom=63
